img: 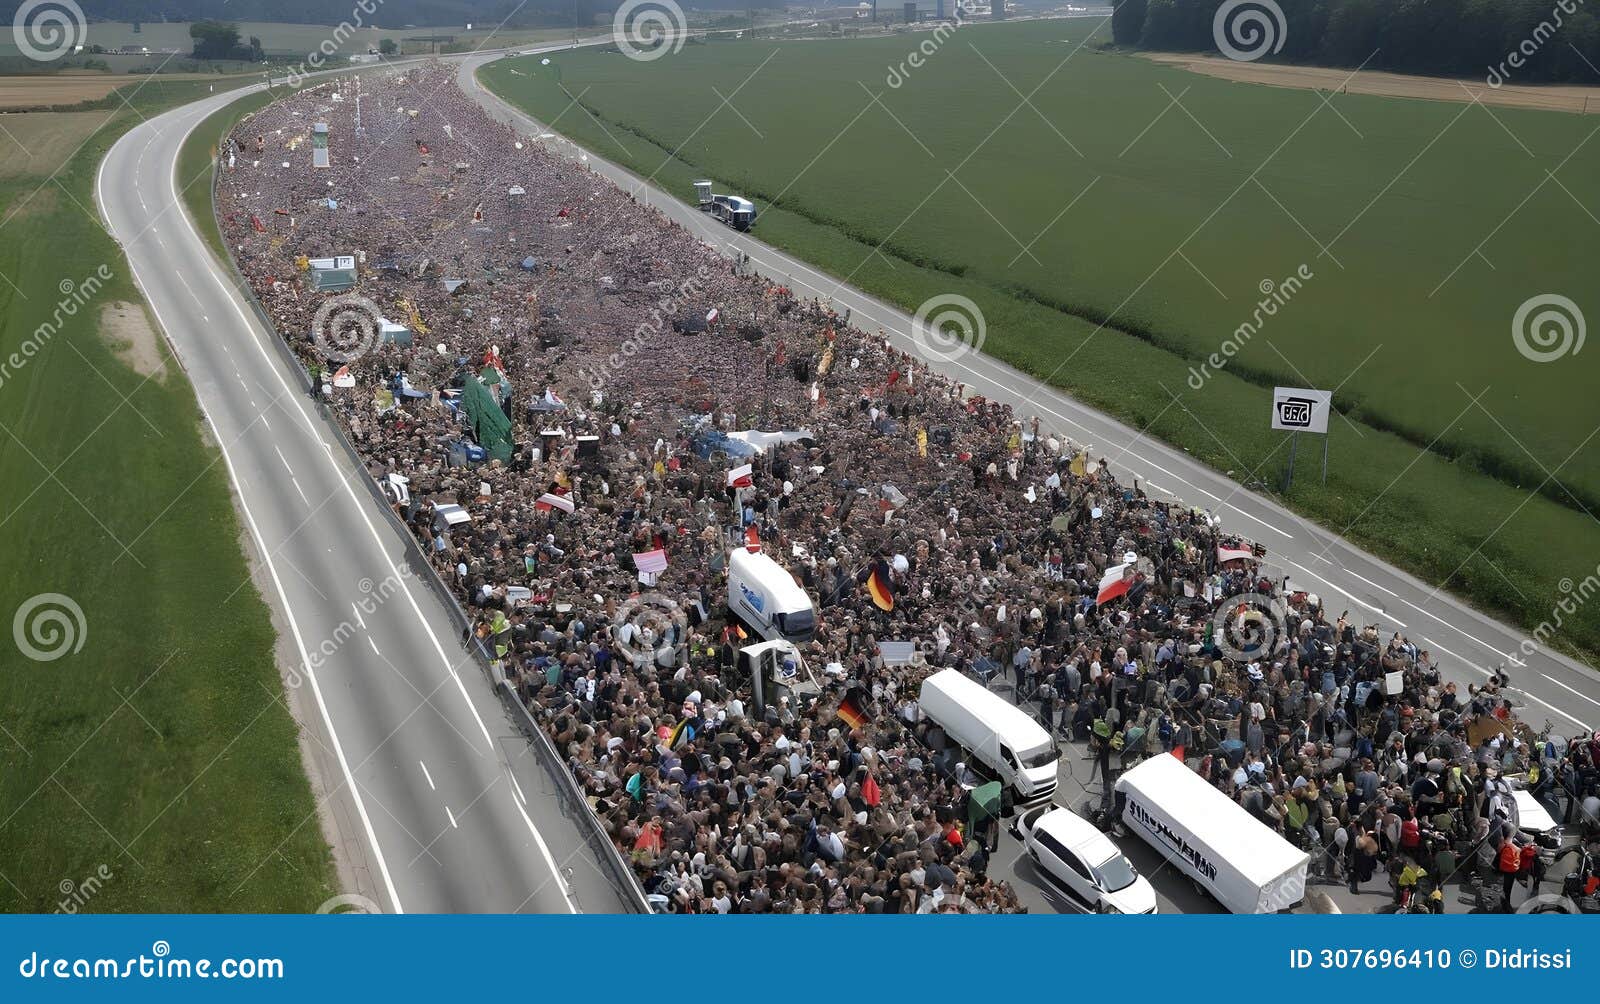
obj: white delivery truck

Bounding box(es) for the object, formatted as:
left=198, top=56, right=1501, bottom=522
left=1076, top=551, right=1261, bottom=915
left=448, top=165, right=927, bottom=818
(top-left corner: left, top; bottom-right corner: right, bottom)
left=1114, top=753, right=1308, bottom=914
left=916, top=669, right=1060, bottom=807
left=726, top=548, right=816, bottom=644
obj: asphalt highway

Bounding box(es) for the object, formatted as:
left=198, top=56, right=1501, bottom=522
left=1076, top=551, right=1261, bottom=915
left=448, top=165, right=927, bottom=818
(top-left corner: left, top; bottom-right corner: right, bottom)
left=97, top=46, right=633, bottom=915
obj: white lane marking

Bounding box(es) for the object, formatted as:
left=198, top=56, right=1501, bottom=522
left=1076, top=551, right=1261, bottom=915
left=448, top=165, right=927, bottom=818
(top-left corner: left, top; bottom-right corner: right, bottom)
left=1423, top=638, right=1492, bottom=677
left=446, top=806, right=458, bottom=829
left=351, top=601, right=366, bottom=629
left=1517, top=690, right=1589, bottom=731
left=1395, top=595, right=1515, bottom=662
left=1336, top=565, right=1398, bottom=598
left=274, top=445, right=293, bottom=476
left=1417, top=636, right=1586, bottom=727
left=290, top=476, right=309, bottom=505
left=509, top=772, right=527, bottom=806
left=368, top=635, right=380, bottom=656
left=1541, top=673, right=1600, bottom=712
left=420, top=761, right=436, bottom=791
left=168, top=155, right=501, bottom=753
left=510, top=790, right=578, bottom=914
left=147, top=108, right=590, bottom=910
left=1277, top=556, right=1393, bottom=620
left=140, top=404, right=404, bottom=912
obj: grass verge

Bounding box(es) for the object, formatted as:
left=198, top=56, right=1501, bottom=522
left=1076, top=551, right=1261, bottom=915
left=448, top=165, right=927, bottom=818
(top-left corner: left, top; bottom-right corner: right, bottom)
left=0, top=75, right=336, bottom=912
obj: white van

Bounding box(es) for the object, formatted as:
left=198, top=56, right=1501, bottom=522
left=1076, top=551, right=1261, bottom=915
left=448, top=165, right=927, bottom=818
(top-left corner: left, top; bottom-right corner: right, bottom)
left=916, top=669, right=1059, bottom=807
left=1115, top=754, right=1307, bottom=914
left=726, top=548, right=816, bottom=644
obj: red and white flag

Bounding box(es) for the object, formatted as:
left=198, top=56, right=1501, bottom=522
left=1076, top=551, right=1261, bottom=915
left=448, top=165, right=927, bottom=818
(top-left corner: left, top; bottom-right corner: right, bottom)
left=727, top=463, right=753, bottom=489
left=1096, top=562, right=1136, bottom=605
left=536, top=492, right=575, bottom=514
left=632, top=548, right=668, bottom=574
left=1217, top=544, right=1254, bottom=565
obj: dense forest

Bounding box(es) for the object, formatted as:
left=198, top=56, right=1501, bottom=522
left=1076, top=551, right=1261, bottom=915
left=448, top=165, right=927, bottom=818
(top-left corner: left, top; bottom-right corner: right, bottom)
left=1112, top=0, right=1600, bottom=84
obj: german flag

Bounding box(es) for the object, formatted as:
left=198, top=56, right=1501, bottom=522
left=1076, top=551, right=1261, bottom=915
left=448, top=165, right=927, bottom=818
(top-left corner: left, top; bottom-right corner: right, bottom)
left=838, top=690, right=870, bottom=731
left=864, top=560, right=894, bottom=612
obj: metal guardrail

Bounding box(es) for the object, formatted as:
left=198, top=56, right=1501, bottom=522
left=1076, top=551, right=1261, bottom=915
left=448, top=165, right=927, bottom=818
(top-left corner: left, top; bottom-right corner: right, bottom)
left=203, top=114, right=650, bottom=913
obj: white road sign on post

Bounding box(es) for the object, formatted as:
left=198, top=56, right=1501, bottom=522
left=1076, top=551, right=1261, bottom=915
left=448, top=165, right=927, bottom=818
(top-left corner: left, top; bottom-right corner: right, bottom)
left=1270, top=387, right=1331, bottom=434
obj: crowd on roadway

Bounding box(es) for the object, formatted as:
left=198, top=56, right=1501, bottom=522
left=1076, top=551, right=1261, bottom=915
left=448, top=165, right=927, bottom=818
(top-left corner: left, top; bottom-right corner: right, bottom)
left=219, top=64, right=1600, bottom=914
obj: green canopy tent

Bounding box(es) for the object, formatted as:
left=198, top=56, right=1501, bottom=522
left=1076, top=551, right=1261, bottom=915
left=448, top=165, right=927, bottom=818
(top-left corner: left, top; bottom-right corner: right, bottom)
left=460, top=375, right=513, bottom=463
left=966, top=780, right=1003, bottom=831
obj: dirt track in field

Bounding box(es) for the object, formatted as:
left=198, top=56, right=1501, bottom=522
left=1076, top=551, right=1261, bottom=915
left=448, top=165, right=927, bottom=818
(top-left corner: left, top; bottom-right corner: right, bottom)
left=1145, top=53, right=1600, bottom=115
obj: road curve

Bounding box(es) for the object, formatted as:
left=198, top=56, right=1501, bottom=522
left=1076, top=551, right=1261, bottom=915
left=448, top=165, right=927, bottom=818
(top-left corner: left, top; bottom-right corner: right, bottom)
left=96, top=46, right=632, bottom=914
left=456, top=52, right=1600, bottom=737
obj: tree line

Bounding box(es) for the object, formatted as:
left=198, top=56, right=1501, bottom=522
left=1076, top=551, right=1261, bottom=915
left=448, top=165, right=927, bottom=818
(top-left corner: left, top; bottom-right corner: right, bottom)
left=1112, top=0, right=1600, bottom=84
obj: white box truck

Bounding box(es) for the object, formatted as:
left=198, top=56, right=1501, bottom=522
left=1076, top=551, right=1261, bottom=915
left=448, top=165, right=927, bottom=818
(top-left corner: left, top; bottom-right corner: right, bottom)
left=726, top=548, right=816, bottom=644
left=1114, top=753, right=1308, bottom=914
left=916, top=669, right=1059, bottom=807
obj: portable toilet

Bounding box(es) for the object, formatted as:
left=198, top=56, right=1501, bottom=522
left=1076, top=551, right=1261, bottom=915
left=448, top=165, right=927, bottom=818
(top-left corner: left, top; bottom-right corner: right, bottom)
left=693, top=180, right=713, bottom=209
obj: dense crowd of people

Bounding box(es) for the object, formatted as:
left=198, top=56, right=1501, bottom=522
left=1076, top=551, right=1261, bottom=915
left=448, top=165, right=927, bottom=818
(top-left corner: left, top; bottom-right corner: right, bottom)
left=219, top=64, right=1600, bottom=914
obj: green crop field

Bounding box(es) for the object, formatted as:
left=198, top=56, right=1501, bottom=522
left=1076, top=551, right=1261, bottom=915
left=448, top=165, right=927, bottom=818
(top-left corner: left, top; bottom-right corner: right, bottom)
left=481, top=21, right=1600, bottom=660
left=0, top=77, right=335, bottom=912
